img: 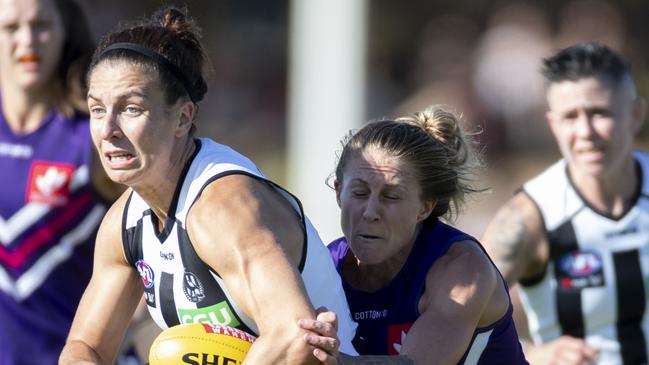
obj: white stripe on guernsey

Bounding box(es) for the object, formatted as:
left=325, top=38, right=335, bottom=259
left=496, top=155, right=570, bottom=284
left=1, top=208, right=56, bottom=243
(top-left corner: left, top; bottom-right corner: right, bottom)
left=463, top=329, right=493, bottom=365
left=0, top=204, right=50, bottom=245
left=0, top=165, right=89, bottom=245
left=0, top=205, right=105, bottom=301
left=69, top=165, right=89, bottom=191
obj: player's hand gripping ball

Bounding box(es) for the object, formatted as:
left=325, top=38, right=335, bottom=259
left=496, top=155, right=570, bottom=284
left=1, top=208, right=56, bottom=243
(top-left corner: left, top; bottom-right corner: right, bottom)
left=149, top=323, right=256, bottom=365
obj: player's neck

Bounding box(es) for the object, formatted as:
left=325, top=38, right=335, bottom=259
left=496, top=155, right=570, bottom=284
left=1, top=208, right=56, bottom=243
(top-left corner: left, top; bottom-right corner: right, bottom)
left=1, top=84, right=55, bottom=134
left=343, top=233, right=418, bottom=292
left=134, top=138, right=196, bottom=228
left=569, top=158, right=639, bottom=217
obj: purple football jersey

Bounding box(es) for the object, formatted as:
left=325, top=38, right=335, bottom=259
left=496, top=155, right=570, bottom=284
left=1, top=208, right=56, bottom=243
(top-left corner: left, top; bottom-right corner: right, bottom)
left=329, top=219, right=528, bottom=364
left=0, top=96, right=108, bottom=365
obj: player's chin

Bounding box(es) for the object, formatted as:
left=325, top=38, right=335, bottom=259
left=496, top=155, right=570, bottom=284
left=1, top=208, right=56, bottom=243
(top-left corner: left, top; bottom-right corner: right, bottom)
left=106, top=170, right=137, bottom=186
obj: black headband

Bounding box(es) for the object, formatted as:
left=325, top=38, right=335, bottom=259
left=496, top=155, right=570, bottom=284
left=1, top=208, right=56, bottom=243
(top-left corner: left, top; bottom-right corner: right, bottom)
left=98, top=42, right=199, bottom=103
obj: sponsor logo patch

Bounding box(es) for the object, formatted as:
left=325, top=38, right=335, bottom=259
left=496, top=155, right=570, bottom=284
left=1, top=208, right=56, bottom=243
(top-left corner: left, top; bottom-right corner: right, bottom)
left=135, top=259, right=155, bottom=288
left=26, top=161, right=74, bottom=206
left=178, top=301, right=240, bottom=328
left=181, top=353, right=240, bottom=365
left=387, top=323, right=412, bottom=355
left=557, top=250, right=605, bottom=290
left=202, top=323, right=256, bottom=343
left=0, top=142, right=32, bottom=158
left=605, top=226, right=638, bottom=238
left=354, top=309, right=388, bottom=321
left=160, top=251, right=175, bottom=260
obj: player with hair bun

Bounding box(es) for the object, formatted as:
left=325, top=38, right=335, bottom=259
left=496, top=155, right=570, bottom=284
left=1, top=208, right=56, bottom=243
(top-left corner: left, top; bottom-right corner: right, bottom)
left=59, top=5, right=356, bottom=364
left=301, top=106, right=528, bottom=364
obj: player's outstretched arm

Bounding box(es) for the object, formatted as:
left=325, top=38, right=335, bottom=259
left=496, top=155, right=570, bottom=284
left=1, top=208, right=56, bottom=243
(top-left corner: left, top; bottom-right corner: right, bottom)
left=60, top=192, right=143, bottom=364
left=188, top=174, right=319, bottom=365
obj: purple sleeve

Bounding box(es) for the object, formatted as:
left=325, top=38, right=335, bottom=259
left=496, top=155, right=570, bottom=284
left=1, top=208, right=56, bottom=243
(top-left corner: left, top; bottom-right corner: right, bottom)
left=327, top=237, right=349, bottom=272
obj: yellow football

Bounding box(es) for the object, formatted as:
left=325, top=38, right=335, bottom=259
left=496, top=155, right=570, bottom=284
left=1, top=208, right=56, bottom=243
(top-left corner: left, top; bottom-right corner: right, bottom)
left=148, top=323, right=256, bottom=365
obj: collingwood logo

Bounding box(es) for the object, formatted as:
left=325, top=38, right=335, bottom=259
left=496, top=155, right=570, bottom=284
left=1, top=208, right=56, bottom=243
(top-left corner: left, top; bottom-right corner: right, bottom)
left=183, top=271, right=206, bottom=303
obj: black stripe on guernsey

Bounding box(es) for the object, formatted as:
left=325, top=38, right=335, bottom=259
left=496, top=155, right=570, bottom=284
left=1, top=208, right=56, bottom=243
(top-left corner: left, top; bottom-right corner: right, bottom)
left=176, top=226, right=257, bottom=335
left=121, top=193, right=137, bottom=265
left=160, top=272, right=180, bottom=326
left=549, top=220, right=585, bottom=338
left=613, top=250, right=647, bottom=364
left=122, top=230, right=140, bottom=267
left=196, top=171, right=309, bottom=272
left=154, top=139, right=202, bottom=242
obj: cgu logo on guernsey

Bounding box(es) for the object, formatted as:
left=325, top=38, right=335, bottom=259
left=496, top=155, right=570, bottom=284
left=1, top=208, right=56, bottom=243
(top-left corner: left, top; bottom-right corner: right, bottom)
left=178, top=301, right=240, bottom=328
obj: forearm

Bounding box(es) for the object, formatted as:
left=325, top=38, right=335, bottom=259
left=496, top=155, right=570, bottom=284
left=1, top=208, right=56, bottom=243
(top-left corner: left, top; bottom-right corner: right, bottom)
left=338, top=353, right=414, bottom=365
left=58, top=340, right=108, bottom=365
left=243, top=333, right=317, bottom=365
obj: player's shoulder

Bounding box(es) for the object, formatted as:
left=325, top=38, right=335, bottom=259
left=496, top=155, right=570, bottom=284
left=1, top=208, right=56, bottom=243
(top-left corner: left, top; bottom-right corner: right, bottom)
left=422, top=239, right=500, bottom=311
left=444, top=240, right=493, bottom=270
left=193, top=173, right=271, bottom=214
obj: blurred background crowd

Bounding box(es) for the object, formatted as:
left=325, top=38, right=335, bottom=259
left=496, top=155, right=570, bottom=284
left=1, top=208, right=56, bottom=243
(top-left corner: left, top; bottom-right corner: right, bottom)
left=83, top=0, right=649, bottom=239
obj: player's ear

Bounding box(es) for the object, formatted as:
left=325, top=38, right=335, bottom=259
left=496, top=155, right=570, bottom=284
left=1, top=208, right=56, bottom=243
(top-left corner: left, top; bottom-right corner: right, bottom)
left=176, top=101, right=196, bottom=137
left=545, top=110, right=560, bottom=137
left=334, top=180, right=342, bottom=208
left=417, top=200, right=435, bottom=222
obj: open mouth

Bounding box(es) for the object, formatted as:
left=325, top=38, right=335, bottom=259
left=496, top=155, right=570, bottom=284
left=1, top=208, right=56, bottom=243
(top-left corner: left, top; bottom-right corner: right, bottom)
left=107, top=152, right=134, bottom=161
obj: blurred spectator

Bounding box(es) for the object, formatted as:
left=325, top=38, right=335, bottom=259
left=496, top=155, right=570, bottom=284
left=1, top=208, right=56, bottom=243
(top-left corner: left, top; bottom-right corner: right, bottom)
left=472, top=2, right=553, bottom=154
left=396, top=14, right=481, bottom=132
left=555, top=0, right=625, bottom=50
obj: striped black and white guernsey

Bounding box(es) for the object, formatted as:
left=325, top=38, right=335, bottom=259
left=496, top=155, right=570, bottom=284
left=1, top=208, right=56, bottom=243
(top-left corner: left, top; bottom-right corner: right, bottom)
left=122, top=138, right=357, bottom=355
left=519, top=151, right=649, bottom=365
